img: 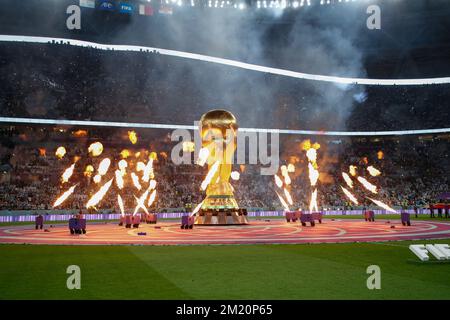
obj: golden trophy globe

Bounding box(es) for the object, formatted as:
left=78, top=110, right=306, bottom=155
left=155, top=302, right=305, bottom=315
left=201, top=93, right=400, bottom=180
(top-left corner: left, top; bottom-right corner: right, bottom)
left=195, top=110, right=248, bottom=225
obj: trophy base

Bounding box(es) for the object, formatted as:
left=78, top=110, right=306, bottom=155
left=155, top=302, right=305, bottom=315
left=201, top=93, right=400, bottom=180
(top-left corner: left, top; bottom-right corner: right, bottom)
left=194, top=208, right=249, bottom=225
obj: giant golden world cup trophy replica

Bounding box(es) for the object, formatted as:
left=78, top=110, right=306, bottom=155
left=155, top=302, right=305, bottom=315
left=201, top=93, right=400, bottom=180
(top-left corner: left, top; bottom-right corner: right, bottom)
left=195, top=110, right=249, bottom=225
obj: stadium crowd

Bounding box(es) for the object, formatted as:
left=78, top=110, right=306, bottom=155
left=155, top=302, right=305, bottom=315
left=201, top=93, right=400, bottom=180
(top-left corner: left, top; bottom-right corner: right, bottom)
left=0, top=42, right=449, bottom=213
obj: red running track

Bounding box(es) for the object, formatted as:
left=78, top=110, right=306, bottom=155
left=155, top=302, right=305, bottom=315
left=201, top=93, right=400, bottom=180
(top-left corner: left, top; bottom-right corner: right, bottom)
left=1, top=219, right=450, bottom=245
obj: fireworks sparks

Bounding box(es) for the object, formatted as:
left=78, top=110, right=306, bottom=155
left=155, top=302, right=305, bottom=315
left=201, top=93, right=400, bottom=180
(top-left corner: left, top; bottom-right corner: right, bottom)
left=367, top=197, right=396, bottom=213
left=340, top=186, right=358, bottom=205
left=61, top=163, right=75, bottom=183
left=201, top=161, right=220, bottom=191
left=53, top=185, right=77, bottom=207
left=349, top=165, right=357, bottom=177
left=367, top=165, right=381, bottom=176
left=117, top=194, right=125, bottom=216
left=86, top=178, right=113, bottom=208
left=84, top=165, right=94, bottom=177
left=357, top=176, right=378, bottom=194
left=342, top=172, right=353, bottom=189
left=55, top=146, right=66, bottom=159
left=230, top=171, right=240, bottom=180
left=131, top=172, right=142, bottom=190
left=287, top=163, right=295, bottom=173
left=88, top=142, right=103, bottom=157
left=128, top=131, right=138, bottom=144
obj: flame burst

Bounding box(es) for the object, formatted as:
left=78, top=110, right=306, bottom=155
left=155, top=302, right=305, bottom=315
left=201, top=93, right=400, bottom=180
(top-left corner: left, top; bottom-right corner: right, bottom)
left=367, top=197, right=396, bottom=213
left=131, top=172, right=142, bottom=190
left=342, top=172, right=353, bottom=189
left=88, top=142, right=103, bottom=157
left=53, top=185, right=77, bottom=207
left=117, top=194, right=125, bottom=216
left=61, top=163, right=75, bottom=183
left=98, top=158, right=111, bottom=176
left=349, top=165, right=357, bottom=177
left=357, top=176, right=378, bottom=194
left=55, top=146, right=66, bottom=159
left=84, top=165, right=94, bottom=177
left=201, top=161, right=220, bottom=191
left=128, top=131, right=138, bottom=144
left=340, top=186, right=358, bottom=205
left=367, top=165, right=381, bottom=177
left=149, top=179, right=157, bottom=190
left=120, top=149, right=130, bottom=159
left=230, top=171, right=240, bottom=181
left=86, top=179, right=113, bottom=208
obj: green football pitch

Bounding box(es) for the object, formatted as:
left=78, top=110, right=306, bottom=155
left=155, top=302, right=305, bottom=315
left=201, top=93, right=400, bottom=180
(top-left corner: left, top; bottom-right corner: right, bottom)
left=1, top=238, right=450, bottom=299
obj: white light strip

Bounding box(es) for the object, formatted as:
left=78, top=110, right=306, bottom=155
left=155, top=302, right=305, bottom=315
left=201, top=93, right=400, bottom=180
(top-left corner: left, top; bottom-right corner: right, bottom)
left=1, top=117, right=450, bottom=136
left=1, top=34, right=450, bottom=85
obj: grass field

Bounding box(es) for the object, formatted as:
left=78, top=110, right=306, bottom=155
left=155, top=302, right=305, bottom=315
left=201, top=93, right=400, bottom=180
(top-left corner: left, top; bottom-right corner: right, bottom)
left=1, top=238, right=450, bottom=299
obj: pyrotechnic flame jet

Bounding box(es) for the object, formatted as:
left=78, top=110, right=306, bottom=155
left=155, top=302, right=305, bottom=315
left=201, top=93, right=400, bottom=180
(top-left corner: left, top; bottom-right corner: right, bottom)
left=274, top=174, right=283, bottom=188
left=53, top=184, right=77, bottom=207
left=342, top=172, right=354, bottom=189
left=133, top=188, right=150, bottom=215
left=309, top=189, right=318, bottom=212
left=190, top=200, right=205, bottom=217
left=115, top=170, right=124, bottom=189
left=367, top=197, right=396, bottom=213
left=131, top=172, right=142, bottom=190
left=197, top=147, right=210, bottom=167
left=201, top=161, right=220, bottom=191
left=117, top=194, right=125, bottom=216
left=61, top=163, right=75, bottom=183
left=148, top=189, right=157, bottom=207
left=357, top=176, right=378, bottom=194
left=340, top=186, right=358, bottom=205
left=98, top=158, right=111, bottom=176
left=86, top=178, right=113, bottom=208
left=367, top=165, right=381, bottom=177
left=276, top=191, right=290, bottom=211
left=284, top=187, right=293, bottom=205
left=142, top=159, right=154, bottom=183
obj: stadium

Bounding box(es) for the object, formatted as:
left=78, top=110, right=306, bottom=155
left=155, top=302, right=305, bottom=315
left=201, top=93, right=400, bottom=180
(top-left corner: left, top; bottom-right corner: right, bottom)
left=0, top=0, right=450, bottom=305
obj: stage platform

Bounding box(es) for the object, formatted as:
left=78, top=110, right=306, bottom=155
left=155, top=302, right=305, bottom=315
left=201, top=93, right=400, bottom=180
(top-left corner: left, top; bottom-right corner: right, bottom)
left=1, top=219, right=450, bottom=245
